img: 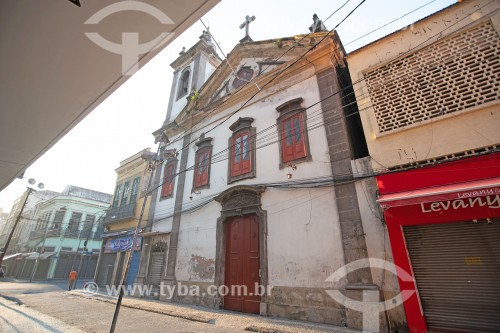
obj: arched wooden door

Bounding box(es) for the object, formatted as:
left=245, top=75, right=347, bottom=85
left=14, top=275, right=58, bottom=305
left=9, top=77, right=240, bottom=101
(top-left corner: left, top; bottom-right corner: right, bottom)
left=224, top=214, right=260, bottom=314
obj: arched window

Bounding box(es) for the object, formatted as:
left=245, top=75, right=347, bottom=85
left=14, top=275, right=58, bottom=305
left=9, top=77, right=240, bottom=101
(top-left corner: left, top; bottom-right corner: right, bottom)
left=161, top=159, right=177, bottom=199
left=228, top=117, right=256, bottom=183
left=276, top=98, right=311, bottom=168
left=177, top=69, right=190, bottom=99
left=193, top=136, right=213, bottom=189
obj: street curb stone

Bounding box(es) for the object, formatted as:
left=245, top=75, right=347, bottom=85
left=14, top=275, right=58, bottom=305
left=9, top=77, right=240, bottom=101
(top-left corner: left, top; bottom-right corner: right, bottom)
left=67, top=291, right=213, bottom=323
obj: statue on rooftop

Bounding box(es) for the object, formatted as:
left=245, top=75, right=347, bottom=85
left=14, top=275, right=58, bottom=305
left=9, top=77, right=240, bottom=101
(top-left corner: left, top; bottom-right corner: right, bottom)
left=200, top=29, right=212, bottom=42
left=309, top=14, right=327, bottom=33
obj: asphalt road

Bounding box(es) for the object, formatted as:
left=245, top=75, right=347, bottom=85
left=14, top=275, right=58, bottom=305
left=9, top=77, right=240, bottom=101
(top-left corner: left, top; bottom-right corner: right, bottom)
left=0, top=296, right=86, bottom=333
left=0, top=279, right=241, bottom=333
left=0, top=279, right=350, bottom=333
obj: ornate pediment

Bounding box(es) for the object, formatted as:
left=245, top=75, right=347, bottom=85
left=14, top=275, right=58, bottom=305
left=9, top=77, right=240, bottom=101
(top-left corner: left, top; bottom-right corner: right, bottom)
left=215, top=185, right=265, bottom=212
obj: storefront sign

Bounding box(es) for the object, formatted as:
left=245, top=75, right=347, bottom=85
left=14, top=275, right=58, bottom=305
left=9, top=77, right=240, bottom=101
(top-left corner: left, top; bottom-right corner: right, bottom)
left=104, top=236, right=141, bottom=253
left=421, top=194, right=500, bottom=213
left=457, top=187, right=500, bottom=198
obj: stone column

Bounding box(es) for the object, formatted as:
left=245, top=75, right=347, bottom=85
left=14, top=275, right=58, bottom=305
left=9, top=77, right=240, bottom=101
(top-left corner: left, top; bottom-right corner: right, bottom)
left=160, top=133, right=191, bottom=301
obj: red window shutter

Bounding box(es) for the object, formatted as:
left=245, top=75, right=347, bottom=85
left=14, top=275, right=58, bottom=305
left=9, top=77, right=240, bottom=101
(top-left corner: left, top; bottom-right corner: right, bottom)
left=282, top=114, right=306, bottom=162
left=241, top=134, right=251, bottom=174
left=232, top=135, right=242, bottom=177
left=201, top=151, right=210, bottom=185
left=281, top=118, right=295, bottom=162
left=231, top=136, right=239, bottom=177
left=195, top=149, right=210, bottom=187
left=292, top=114, right=306, bottom=159
left=231, top=131, right=251, bottom=177
left=162, top=162, right=176, bottom=197
left=194, top=153, right=202, bottom=187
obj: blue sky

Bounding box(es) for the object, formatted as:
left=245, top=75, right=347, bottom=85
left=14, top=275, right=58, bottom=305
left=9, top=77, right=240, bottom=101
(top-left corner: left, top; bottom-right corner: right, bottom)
left=0, top=0, right=456, bottom=211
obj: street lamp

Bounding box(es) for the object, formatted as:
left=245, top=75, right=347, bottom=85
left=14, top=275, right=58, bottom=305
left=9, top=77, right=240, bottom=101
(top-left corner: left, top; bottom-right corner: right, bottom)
left=0, top=178, right=44, bottom=267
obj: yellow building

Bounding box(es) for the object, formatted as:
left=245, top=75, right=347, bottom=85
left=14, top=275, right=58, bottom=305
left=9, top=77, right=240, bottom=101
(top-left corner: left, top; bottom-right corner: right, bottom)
left=94, top=148, right=152, bottom=287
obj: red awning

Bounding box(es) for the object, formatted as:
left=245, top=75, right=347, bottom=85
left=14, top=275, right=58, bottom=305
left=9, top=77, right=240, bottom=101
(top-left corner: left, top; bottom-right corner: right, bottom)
left=378, top=177, right=500, bottom=208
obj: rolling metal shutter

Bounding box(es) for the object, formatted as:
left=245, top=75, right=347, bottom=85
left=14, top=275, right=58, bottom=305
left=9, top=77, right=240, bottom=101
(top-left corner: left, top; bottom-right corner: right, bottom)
left=34, top=260, right=50, bottom=280
left=149, top=252, right=164, bottom=297
left=404, top=219, right=500, bottom=332
left=149, top=253, right=163, bottom=285
left=20, top=260, right=34, bottom=279
left=97, top=253, right=116, bottom=286
left=54, top=255, right=70, bottom=279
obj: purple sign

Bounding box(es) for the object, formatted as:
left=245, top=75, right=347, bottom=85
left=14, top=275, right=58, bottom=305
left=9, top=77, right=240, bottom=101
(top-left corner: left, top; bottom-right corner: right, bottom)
left=104, top=236, right=141, bottom=253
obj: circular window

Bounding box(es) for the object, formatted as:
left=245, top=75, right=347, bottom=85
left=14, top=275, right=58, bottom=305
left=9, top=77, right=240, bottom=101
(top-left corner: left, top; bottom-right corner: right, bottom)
left=232, top=67, right=254, bottom=89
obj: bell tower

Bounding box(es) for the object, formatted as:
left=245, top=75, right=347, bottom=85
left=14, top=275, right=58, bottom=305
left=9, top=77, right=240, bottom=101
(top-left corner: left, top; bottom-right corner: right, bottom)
left=164, top=30, right=222, bottom=124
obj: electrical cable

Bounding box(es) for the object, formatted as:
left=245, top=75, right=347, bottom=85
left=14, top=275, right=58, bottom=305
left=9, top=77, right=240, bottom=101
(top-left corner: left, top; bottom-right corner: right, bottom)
left=158, top=0, right=368, bottom=163
left=163, top=0, right=357, bottom=150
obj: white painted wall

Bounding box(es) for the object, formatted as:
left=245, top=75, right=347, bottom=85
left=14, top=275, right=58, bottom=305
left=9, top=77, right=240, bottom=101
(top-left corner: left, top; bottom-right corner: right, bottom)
left=160, top=70, right=349, bottom=289
left=174, top=202, right=219, bottom=282
left=169, top=64, right=193, bottom=122
left=263, top=187, right=345, bottom=288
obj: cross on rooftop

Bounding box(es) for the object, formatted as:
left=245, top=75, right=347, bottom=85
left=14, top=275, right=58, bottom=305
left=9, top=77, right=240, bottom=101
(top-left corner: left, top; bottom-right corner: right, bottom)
left=239, top=15, right=256, bottom=43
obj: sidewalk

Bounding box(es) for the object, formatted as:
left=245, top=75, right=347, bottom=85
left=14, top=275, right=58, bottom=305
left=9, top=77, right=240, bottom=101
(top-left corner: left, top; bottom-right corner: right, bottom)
left=68, top=289, right=358, bottom=333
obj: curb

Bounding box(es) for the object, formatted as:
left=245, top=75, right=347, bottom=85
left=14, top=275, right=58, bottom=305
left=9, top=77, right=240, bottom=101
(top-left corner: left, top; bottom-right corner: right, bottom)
left=67, top=291, right=214, bottom=324
left=245, top=326, right=286, bottom=333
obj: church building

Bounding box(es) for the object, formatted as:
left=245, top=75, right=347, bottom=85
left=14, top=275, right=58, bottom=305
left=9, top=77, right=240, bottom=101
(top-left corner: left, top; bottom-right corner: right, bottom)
left=134, top=17, right=406, bottom=331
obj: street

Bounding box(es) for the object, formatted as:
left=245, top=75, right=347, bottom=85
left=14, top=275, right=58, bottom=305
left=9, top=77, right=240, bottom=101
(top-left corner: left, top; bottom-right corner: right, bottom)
left=0, top=296, right=85, bottom=333
left=0, top=280, right=240, bottom=333
left=0, top=279, right=349, bottom=333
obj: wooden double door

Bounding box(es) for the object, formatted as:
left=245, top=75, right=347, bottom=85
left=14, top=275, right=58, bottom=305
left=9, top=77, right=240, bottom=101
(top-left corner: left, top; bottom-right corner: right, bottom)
left=224, top=214, right=261, bottom=314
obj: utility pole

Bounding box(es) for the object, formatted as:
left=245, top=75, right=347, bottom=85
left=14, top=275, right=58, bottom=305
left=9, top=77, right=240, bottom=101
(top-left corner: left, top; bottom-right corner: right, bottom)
left=109, top=146, right=160, bottom=333
left=0, top=178, right=44, bottom=267
left=30, top=222, right=54, bottom=282
left=0, top=188, right=33, bottom=266
left=74, top=216, right=99, bottom=288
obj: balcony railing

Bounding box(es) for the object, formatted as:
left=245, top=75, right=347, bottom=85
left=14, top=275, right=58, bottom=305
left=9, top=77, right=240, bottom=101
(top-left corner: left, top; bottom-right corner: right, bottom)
left=29, top=229, right=61, bottom=240
left=103, top=202, right=137, bottom=224
left=63, top=228, right=80, bottom=238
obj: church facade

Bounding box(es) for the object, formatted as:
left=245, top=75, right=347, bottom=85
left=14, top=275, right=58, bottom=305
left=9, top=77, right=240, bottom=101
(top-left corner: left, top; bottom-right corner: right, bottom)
left=134, top=28, right=406, bottom=330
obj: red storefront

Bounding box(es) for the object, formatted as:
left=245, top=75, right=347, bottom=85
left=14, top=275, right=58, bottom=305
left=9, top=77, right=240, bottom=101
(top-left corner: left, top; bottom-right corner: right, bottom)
left=376, top=153, right=500, bottom=333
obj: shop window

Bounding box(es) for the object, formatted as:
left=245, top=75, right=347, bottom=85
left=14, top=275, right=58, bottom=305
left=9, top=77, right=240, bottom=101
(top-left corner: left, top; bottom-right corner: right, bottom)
left=228, top=118, right=256, bottom=183
left=276, top=98, right=311, bottom=168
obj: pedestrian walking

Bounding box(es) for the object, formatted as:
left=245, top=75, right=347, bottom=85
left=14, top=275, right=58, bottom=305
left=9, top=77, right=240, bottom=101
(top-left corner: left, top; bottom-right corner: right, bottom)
left=68, top=268, right=77, bottom=290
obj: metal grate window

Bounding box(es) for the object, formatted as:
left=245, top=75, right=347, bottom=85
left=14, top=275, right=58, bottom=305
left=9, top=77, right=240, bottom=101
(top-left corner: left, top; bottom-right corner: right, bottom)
left=365, top=22, right=500, bottom=133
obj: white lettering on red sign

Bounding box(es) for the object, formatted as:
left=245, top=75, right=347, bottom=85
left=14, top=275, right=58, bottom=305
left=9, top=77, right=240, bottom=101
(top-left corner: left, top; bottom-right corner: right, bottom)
left=457, top=187, right=500, bottom=198
left=421, top=194, right=500, bottom=213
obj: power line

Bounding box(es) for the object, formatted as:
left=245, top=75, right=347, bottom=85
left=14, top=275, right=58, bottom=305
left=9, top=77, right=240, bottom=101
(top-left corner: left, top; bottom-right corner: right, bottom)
left=158, top=0, right=368, bottom=165
left=164, top=0, right=356, bottom=150
left=343, top=0, right=439, bottom=47
left=149, top=0, right=374, bottom=194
